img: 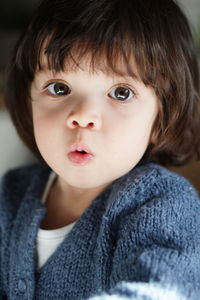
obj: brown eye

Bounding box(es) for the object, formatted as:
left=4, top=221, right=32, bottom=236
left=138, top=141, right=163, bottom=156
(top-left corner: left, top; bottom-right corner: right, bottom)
left=109, top=86, right=135, bottom=101
left=47, top=82, right=71, bottom=96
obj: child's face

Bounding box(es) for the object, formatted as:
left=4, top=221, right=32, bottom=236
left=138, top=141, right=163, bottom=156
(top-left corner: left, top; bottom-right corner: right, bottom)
left=31, top=55, right=158, bottom=191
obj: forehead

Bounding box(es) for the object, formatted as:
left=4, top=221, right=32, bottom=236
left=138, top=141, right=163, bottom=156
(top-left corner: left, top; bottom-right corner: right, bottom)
left=36, top=47, right=140, bottom=81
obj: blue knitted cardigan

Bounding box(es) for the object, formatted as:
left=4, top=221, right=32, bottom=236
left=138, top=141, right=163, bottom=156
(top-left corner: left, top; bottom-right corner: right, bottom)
left=0, top=162, right=200, bottom=300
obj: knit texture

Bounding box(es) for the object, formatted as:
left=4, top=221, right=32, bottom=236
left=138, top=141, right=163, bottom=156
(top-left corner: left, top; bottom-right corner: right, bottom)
left=0, top=162, right=200, bottom=300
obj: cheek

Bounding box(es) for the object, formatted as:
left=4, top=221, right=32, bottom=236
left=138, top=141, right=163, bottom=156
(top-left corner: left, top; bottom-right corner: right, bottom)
left=111, top=113, right=155, bottom=145
left=32, top=103, right=63, bottom=132
left=105, top=109, right=157, bottom=165
left=32, top=106, right=58, bottom=151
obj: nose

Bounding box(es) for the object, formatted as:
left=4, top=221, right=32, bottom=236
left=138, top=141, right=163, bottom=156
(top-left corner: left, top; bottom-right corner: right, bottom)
left=66, top=102, right=102, bottom=130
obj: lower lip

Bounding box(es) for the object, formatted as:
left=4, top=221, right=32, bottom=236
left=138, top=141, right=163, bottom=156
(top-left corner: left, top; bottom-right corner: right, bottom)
left=68, top=151, right=94, bottom=165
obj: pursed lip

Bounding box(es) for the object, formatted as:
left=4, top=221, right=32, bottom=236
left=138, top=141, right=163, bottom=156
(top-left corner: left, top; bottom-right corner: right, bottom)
left=67, top=143, right=94, bottom=165
left=69, top=143, right=94, bottom=155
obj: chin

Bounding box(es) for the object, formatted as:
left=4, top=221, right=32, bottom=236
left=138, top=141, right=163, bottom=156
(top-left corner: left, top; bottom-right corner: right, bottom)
left=68, top=179, right=105, bottom=190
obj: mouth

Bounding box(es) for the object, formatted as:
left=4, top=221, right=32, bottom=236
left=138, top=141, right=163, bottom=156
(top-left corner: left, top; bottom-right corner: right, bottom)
left=68, top=143, right=94, bottom=165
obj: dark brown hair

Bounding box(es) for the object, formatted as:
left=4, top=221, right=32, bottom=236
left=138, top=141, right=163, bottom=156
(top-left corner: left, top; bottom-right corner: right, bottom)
left=4, top=0, right=200, bottom=166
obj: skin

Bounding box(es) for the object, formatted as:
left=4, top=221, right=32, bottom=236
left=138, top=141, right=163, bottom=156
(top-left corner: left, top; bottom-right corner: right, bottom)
left=31, top=55, right=158, bottom=229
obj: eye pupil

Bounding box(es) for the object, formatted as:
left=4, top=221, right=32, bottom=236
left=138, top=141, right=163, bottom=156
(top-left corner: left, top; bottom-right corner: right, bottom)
left=54, top=83, right=69, bottom=95
left=115, top=87, right=130, bottom=100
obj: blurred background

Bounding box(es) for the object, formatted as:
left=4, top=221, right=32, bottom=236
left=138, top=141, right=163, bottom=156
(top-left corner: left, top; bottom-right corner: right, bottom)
left=0, top=0, right=199, bottom=191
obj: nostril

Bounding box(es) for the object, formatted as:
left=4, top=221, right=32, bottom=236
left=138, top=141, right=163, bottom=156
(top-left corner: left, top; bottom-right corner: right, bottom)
left=71, top=120, right=94, bottom=128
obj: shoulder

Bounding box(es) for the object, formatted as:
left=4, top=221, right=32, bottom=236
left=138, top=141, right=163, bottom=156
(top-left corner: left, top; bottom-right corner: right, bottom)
left=0, top=162, right=51, bottom=226
left=130, top=162, right=199, bottom=202
left=110, top=163, right=200, bottom=243
left=109, top=162, right=199, bottom=213
left=145, top=163, right=200, bottom=215
left=0, top=162, right=51, bottom=199
left=131, top=162, right=199, bottom=214
left=148, top=163, right=199, bottom=196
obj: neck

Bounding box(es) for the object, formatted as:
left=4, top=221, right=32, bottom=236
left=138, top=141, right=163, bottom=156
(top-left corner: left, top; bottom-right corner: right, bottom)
left=41, top=176, right=110, bottom=230
left=57, top=176, right=110, bottom=206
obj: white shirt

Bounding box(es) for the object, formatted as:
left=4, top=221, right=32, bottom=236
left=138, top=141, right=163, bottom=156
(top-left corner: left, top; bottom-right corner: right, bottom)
left=36, top=172, right=76, bottom=269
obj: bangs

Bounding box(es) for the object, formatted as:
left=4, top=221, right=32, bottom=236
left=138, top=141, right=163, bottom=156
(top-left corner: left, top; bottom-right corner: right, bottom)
left=14, top=0, right=168, bottom=89
left=38, top=34, right=141, bottom=80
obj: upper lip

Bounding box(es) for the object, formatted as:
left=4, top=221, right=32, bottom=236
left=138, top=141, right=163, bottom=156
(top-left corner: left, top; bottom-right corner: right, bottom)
left=69, top=143, right=94, bottom=155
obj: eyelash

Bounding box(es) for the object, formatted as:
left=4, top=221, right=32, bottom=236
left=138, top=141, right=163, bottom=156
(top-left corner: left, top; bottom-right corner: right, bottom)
left=108, top=85, right=136, bottom=103
left=43, top=81, right=137, bottom=103
left=44, top=81, right=71, bottom=98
